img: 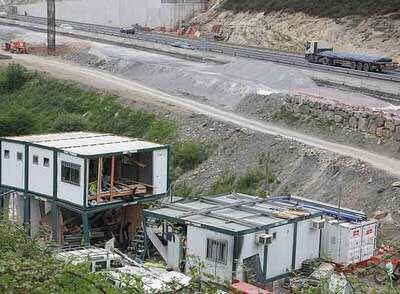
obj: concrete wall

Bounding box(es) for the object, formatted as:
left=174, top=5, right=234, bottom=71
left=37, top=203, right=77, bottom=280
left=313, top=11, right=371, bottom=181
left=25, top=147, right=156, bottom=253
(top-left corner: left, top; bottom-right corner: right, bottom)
left=3, top=192, right=24, bottom=225
left=17, top=0, right=207, bottom=29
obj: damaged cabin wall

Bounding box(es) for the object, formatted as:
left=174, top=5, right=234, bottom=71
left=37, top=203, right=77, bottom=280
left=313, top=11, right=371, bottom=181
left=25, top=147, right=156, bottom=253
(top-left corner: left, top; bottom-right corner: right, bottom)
left=186, top=225, right=234, bottom=282
left=153, top=149, right=168, bottom=195
left=30, top=197, right=41, bottom=237
left=28, top=146, right=54, bottom=196
left=236, top=232, right=265, bottom=282
left=265, top=223, right=294, bottom=281
left=294, top=217, right=322, bottom=270
left=1, top=141, right=25, bottom=190
left=57, top=153, right=85, bottom=207
left=3, top=192, right=24, bottom=225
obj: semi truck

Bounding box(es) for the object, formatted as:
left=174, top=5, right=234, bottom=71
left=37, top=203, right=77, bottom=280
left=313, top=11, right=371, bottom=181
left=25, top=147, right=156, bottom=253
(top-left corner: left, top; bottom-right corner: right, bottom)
left=305, top=41, right=398, bottom=72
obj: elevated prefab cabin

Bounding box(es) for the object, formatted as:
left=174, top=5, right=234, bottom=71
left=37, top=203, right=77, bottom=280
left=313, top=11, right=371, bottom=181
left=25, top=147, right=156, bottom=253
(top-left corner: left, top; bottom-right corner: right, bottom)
left=0, top=132, right=169, bottom=245
left=145, top=193, right=324, bottom=284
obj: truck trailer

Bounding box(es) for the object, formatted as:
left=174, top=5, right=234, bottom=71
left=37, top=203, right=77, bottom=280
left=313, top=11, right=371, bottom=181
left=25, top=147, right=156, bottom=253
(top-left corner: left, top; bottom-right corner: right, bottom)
left=305, top=41, right=398, bottom=73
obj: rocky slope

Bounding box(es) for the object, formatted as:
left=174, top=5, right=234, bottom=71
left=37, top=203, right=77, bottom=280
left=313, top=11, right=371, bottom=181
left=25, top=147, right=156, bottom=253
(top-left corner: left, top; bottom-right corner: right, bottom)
left=194, top=9, right=400, bottom=62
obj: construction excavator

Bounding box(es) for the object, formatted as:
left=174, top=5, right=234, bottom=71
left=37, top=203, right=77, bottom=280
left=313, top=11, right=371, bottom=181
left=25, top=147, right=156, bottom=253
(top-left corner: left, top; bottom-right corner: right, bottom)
left=3, top=40, right=28, bottom=54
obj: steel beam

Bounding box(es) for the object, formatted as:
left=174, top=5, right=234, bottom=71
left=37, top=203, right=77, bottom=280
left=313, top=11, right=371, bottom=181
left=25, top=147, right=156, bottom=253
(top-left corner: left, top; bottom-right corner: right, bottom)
left=47, top=0, right=56, bottom=53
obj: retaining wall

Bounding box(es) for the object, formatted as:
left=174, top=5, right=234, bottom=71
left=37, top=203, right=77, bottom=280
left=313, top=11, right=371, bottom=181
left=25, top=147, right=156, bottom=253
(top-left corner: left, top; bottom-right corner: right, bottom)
left=17, top=0, right=207, bottom=29
left=283, top=96, right=400, bottom=142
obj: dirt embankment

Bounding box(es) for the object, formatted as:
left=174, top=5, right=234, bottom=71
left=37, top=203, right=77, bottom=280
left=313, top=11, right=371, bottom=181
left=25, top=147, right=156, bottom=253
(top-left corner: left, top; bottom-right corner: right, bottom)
left=194, top=9, right=400, bottom=62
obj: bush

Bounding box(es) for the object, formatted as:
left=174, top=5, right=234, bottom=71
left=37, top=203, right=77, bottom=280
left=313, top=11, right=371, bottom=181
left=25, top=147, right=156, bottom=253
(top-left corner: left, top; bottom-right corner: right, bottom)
left=0, top=109, right=35, bottom=136
left=211, top=167, right=278, bottom=196
left=51, top=113, right=89, bottom=132
left=0, top=63, right=30, bottom=92
left=173, top=141, right=210, bottom=175
left=173, top=182, right=194, bottom=198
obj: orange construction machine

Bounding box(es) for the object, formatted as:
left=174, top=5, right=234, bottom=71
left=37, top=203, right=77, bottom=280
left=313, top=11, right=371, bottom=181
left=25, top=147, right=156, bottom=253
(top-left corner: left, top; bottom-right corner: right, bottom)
left=4, top=40, right=28, bottom=54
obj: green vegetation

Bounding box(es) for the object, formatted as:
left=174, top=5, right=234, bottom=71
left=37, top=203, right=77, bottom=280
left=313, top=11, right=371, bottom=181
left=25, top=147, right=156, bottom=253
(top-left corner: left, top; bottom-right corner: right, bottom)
left=0, top=216, right=227, bottom=293
left=172, top=141, right=210, bottom=179
left=0, top=64, right=175, bottom=141
left=211, top=165, right=278, bottom=196
left=0, top=64, right=210, bottom=174
left=221, top=0, right=400, bottom=17
left=173, top=181, right=194, bottom=198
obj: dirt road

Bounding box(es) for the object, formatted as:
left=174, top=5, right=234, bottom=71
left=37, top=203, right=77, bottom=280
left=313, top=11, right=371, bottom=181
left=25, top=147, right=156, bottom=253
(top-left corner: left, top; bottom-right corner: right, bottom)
left=6, top=54, right=400, bottom=177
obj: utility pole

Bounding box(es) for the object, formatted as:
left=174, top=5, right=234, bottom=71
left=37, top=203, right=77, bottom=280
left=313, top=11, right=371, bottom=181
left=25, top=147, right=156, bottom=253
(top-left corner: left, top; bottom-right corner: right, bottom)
left=47, top=0, right=56, bottom=54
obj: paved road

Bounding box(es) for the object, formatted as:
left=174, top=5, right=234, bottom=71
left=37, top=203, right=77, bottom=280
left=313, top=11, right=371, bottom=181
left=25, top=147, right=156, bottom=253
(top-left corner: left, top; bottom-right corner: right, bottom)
left=6, top=54, right=400, bottom=177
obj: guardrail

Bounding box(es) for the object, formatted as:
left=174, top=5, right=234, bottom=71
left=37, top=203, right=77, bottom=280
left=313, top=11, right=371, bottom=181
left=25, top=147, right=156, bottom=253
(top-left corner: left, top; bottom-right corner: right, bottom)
left=4, top=14, right=400, bottom=83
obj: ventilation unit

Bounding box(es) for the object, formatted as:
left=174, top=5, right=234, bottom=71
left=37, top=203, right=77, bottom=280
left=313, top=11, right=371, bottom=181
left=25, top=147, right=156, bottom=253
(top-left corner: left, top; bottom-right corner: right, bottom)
left=255, top=233, right=273, bottom=245
left=311, top=219, right=325, bottom=230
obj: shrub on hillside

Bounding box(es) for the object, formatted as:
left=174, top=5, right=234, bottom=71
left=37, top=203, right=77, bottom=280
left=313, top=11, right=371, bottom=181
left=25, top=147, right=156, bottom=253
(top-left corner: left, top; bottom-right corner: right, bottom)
left=0, top=63, right=30, bottom=92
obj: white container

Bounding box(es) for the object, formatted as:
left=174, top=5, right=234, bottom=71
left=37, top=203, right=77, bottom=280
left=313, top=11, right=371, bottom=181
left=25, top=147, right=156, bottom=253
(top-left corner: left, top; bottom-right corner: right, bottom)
left=321, top=219, right=377, bottom=266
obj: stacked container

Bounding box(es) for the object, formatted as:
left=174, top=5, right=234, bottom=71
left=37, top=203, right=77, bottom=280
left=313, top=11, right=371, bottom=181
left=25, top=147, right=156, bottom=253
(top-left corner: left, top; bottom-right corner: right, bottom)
left=320, top=219, right=377, bottom=266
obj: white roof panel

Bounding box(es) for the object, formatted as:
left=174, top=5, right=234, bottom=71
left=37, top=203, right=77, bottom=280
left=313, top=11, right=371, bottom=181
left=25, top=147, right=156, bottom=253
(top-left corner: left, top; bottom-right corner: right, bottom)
left=2, top=132, right=165, bottom=157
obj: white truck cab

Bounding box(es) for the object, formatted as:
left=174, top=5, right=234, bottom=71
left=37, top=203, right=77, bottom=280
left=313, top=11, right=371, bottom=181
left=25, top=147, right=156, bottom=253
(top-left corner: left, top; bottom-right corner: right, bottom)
left=305, top=41, right=333, bottom=57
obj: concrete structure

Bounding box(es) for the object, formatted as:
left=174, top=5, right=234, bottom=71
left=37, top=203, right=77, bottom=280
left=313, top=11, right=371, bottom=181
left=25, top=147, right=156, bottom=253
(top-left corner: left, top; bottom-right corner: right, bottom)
left=0, top=132, right=169, bottom=245
left=145, top=193, right=324, bottom=284
left=17, top=0, right=207, bottom=29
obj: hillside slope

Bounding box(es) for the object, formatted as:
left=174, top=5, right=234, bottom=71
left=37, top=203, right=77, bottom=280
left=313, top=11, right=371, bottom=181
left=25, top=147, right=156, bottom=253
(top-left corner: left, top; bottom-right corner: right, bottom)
left=196, top=2, right=400, bottom=62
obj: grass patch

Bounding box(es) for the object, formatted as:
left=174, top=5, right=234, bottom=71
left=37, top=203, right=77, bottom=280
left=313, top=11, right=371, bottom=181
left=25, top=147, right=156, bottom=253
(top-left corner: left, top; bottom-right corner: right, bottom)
left=172, top=141, right=211, bottom=179
left=211, top=165, right=279, bottom=197
left=173, top=182, right=194, bottom=198
left=221, top=0, right=400, bottom=18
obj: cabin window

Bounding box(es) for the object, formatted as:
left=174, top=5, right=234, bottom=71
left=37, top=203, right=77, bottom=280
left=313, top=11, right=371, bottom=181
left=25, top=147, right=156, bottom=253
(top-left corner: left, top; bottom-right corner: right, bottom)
left=43, top=157, right=50, bottom=167
left=61, top=161, right=81, bottom=186
left=93, top=260, right=107, bottom=272
left=33, top=155, right=39, bottom=165
left=17, top=152, right=23, bottom=161
left=206, top=239, right=227, bottom=264
left=4, top=150, right=10, bottom=159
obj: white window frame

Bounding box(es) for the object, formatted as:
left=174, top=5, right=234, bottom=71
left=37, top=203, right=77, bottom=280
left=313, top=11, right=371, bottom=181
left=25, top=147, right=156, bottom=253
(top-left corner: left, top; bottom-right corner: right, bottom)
left=61, top=161, right=81, bottom=186
left=206, top=238, right=228, bottom=264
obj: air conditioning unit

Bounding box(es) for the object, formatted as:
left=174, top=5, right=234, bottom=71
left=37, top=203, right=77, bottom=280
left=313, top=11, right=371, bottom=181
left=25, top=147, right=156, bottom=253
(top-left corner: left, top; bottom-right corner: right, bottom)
left=255, top=233, right=273, bottom=245
left=311, top=219, right=325, bottom=230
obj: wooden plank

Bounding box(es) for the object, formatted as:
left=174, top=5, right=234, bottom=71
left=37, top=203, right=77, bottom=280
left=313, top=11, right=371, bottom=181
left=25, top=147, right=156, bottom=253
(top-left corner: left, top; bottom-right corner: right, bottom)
left=97, top=157, right=103, bottom=203
left=110, top=156, right=115, bottom=200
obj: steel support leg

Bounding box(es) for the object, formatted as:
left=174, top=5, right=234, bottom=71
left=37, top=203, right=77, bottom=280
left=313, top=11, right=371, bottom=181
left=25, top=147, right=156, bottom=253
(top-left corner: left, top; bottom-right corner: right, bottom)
left=82, top=212, right=90, bottom=246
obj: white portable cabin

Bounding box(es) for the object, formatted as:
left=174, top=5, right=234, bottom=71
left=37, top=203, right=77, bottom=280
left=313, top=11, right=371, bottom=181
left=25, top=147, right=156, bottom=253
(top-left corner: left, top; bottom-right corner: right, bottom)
left=1, top=132, right=169, bottom=207
left=321, top=219, right=378, bottom=266
left=0, top=132, right=169, bottom=243
left=145, top=193, right=324, bottom=284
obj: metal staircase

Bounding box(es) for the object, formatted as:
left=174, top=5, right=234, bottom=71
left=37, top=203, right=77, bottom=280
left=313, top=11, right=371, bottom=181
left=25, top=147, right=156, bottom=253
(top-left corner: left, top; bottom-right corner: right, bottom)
left=128, top=226, right=146, bottom=261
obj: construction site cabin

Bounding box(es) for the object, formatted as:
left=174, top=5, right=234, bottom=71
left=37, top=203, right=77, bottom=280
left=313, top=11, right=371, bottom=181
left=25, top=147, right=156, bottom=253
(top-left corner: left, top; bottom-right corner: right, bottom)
left=145, top=193, right=325, bottom=284
left=0, top=132, right=169, bottom=245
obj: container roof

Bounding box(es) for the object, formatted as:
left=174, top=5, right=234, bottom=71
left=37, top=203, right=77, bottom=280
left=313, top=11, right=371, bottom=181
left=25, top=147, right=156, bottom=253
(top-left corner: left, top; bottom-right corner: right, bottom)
left=145, top=193, right=321, bottom=235
left=2, top=132, right=166, bottom=157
